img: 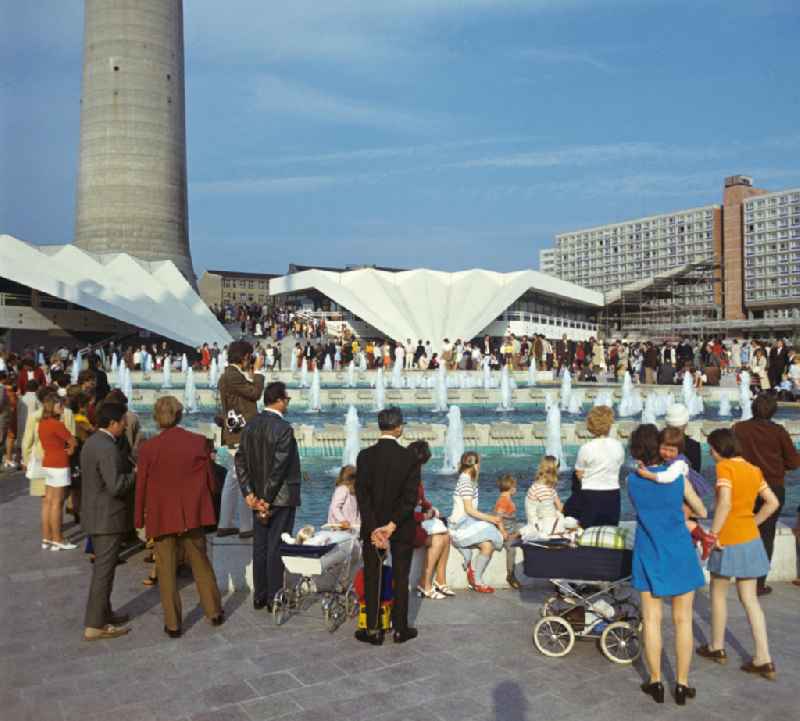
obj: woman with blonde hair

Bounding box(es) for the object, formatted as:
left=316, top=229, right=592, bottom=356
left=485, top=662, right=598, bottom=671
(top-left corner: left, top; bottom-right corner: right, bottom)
left=572, top=405, right=625, bottom=528
left=448, top=451, right=505, bottom=593
left=38, top=392, right=77, bottom=550
left=522, top=455, right=573, bottom=538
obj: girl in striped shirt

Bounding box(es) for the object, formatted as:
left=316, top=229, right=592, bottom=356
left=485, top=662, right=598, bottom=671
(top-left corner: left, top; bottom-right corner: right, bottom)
left=522, top=455, right=569, bottom=539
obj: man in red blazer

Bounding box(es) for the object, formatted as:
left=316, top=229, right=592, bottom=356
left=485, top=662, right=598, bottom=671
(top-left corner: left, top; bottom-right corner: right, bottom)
left=135, top=396, right=223, bottom=637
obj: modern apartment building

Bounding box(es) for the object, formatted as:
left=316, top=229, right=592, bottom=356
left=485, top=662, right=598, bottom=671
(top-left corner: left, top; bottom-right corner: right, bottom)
left=742, top=187, right=800, bottom=317
left=545, top=175, right=800, bottom=336
left=538, top=248, right=555, bottom=275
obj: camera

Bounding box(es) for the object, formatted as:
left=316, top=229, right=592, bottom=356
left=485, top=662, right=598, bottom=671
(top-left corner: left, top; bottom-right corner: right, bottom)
left=225, top=409, right=246, bottom=434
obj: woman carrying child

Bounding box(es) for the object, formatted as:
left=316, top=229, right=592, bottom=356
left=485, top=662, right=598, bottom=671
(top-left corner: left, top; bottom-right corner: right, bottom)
left=409, top=440, right=454, bottom=600
left=448, top=451, right=505, bottom=593
left=628, top=424, right=708, bottom=705
left=696, top=428, right=780, bottom=680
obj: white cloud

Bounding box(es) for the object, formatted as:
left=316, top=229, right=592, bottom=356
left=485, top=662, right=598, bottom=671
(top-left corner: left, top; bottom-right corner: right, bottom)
left=452, top=142, right=670, bottom=169
left=192, top=175, right=339, bottom=194
left=518, top=47, right=616, bottom=72
left=251, top=74, right=444, bottom=132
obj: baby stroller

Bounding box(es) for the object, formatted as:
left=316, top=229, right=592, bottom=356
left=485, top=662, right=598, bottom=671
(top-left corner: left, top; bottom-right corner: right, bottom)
left=273, top=528, right=360, bottom=632
left=519, top=541, right=642, bottom=664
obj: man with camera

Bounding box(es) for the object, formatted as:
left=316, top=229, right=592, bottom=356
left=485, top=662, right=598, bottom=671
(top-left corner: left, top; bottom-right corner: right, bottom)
left=217, top=340, right=265, bottom=539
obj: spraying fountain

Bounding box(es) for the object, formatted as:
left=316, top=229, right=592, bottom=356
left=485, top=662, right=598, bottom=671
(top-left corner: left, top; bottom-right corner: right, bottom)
left=618, top=372, right=643, bottom=417
left=180, top=353, right=188, bottom=374
left=300, top=358, right=309, bottom=388
left=544, top=391, right=554, bottom=411
left=115, top=362, right=126, bottom=391
left=342, top=406, right=361, bottom=467
left=347, top=360, right=357, bottom=388
left=527, top=362, right=537, bottom=387
left=290, top=351, right=297, bottom=373
left=545, top=403, right=564, bottom=466
left=681, top=372, right=704, bottom=417
left=498, top=364, right=514, bottom=411
left=718, top=392, right=732, bottom=418
left=161, top=357, right=172, bottom=389
left=441, top=405, right=465, bottom=474
left=739, top=371, right=753, bottom=420
left=323, top=354, right=333, bottom=372
left=559, top=369, right=572, bottom=411
left=123, top=367, right=133, bottom=403
left=641, top=394, right=658, bottom=425
left=220, top=348, right=228, bottom=368
left=567, top=389, right=584, bottom=415
left=143, top=351, right=152, bottom=374
left=183, top=367, right=198, bottom=413
left=392, top=360, right=404, bottom=389
left=70, top=353, right=81, bottom=385
left=374, top=368, right=386, bottom=411
left=208, top=357, right=219, bottom=388
left=109, top=354, right=119, bottom=386
left=308, top=367, right=321, bottom=412
left=483, top=361, right=494, bottom=389
left=594, top=390, right=614, bottom=408
left=359, top=354, right=368, bottom=372
left=434, top=364, right=448, bottom=412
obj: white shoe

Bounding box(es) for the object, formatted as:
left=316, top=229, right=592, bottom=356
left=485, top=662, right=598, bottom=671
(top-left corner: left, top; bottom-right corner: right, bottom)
left=41, top=539, right=52, bottom=550
left=51, top=540, right=78, bottom=550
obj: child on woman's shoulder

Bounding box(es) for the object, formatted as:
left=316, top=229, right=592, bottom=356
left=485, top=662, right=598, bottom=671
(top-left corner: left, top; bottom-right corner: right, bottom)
left=637, top=426, right=715, bottom=559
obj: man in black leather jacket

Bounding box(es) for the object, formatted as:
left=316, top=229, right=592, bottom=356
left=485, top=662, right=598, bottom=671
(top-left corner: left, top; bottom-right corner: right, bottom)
left=235, top=381, right=301, bottom=610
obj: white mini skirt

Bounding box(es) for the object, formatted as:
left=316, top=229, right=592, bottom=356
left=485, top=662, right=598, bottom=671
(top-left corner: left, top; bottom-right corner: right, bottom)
left=43, top=466, right=71, bottom=488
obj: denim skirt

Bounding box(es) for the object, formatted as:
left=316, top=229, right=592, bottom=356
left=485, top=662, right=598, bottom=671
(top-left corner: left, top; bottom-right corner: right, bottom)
left=707, top=537, right=770, bottom=579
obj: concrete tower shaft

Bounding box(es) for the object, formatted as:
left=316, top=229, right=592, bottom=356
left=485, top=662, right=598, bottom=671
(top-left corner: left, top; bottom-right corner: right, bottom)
left=74, top=0, right=194, bottom=282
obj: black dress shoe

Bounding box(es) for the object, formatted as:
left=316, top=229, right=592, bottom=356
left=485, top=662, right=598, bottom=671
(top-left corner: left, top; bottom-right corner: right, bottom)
left=756, top=585, right=772, bottom=597
left=392, top=628, right=418, bottom=644
left=164, top=626, right=182, bottom=639
left=210, top=613, right=225, bottom=626
left=107, top=612, right=130, bottom=626
left=253, top=599, right=272, bottom=611
left=640, top=681, right=664, bottom=704
left=675, top=684, right=696, bottom=705
left=216, top=528, right=239, bottom=537
left=354, top=629, right=384, bottom=645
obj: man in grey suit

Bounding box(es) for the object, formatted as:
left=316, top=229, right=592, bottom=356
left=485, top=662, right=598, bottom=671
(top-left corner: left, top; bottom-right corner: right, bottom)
left=81, top=402, right=136, bottom=641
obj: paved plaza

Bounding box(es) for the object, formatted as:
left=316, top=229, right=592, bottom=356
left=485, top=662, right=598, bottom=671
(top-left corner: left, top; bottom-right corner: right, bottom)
left=1, top=470, right=796, bottom=721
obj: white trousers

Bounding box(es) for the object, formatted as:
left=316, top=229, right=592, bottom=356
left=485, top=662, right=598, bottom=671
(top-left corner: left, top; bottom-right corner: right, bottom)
left=218, top=464, right=253, bottom=533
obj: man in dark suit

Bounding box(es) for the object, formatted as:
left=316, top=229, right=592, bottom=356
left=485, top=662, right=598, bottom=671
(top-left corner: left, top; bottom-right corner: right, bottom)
left=235, top=381, right=301, bottom=610
left=355, top=407, right=420, bottom=645
left=80, top=402, right=135, bottom=641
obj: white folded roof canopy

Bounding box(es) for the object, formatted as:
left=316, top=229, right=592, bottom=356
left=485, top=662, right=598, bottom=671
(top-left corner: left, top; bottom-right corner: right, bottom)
left=1, top=234, right=231, bottom=347
left=270, top=267, right=603, bottom=342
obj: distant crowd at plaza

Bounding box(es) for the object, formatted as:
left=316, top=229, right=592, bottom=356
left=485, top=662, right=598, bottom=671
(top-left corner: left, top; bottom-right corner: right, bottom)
left=0, top=328, right=799, bottom=704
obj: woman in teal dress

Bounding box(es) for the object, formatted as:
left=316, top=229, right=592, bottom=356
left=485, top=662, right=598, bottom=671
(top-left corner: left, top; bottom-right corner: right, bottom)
left=628, top=425, right=707, bottom=706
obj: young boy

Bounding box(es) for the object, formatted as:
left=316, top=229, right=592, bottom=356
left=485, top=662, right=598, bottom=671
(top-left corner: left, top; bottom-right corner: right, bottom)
left=637, top=426, right=716, bottom=559
left=494, top=474, right=521, bottom=589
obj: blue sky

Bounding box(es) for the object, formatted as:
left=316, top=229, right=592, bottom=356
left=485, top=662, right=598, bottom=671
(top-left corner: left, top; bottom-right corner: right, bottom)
left=2, top=0, right=799, bottom=275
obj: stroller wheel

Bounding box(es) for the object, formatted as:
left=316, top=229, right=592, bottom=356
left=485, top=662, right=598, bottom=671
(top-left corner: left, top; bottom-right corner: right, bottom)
left=344, top=586, right=359, bottom=618
left=600, top=621, right=642, bottom=665
left=272, top=590, right=290, bottom=626
left=533, top=616, right=575, bottom=657
left=324, top=600, right=346, bottom=632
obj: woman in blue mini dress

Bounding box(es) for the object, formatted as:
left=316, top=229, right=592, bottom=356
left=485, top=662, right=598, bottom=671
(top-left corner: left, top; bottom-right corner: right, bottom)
left=628, top=424, right=707, bottom=706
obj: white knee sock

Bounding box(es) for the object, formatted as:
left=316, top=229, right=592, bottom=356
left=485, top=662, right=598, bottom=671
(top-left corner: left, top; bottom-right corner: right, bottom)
left=474, top=554, right=491, bottom=585
left=457, top=547, right=472, bottom=568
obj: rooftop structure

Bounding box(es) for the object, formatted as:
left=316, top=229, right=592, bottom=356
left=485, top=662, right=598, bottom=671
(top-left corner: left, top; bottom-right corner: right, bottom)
left=1, top=234, right=230, bottom=347
left=270, top=267, right=603, bottom=342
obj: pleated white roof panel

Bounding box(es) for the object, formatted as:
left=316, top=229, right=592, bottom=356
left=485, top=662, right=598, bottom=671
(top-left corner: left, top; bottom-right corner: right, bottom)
left=0, top=235, right=231, bottom=347
left=270, top=267, right=604, bottom=342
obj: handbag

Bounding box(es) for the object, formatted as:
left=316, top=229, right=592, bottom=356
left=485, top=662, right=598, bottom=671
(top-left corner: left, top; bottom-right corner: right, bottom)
left=421, top=517, right=448, bottom=535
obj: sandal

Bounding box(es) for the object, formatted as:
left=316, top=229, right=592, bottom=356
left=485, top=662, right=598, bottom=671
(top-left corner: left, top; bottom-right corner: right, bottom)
left=416, top=585, right=445, bottom=600
left=433, top=582, right=455, bottom=597
left=142, top=576, right=158, bottom=586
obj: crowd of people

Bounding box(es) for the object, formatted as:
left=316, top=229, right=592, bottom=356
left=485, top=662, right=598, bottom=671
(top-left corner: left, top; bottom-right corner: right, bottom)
left=0, top=334, right=798, bottom=701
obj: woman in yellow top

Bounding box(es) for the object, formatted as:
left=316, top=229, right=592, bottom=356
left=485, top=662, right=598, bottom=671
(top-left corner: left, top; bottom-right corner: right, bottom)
left=699, top=428, right=780, bottom=680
